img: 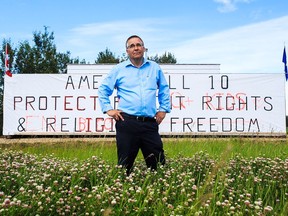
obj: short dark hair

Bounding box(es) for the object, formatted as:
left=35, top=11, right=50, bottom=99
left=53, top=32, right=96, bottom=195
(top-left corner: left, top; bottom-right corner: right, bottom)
left=126, top=35, right=144, bottom=48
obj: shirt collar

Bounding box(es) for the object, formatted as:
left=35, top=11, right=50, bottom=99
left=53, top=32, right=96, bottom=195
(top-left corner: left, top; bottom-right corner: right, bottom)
left=125, top=58, right=149, bottom=68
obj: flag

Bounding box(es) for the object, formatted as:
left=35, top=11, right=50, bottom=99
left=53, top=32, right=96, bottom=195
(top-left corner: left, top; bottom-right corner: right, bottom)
left=283, top=46, right=288, bottom=81
left=5, top=44, right=12, bottom=77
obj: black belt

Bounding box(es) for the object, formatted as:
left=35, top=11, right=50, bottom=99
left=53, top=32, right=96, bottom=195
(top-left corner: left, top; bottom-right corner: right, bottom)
left=121, top=113, right=156, bottom=122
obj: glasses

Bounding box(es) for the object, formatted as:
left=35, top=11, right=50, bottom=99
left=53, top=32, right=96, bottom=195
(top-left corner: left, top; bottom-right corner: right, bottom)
left=127, top=43, right=144, bottom=49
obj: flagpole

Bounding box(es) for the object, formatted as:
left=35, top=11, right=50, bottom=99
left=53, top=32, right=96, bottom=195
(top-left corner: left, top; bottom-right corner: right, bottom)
left=283, top=43, right=287, bottom=129
left=4, top=43, right=12, bottom=77
left=5, top=43, right=8, bottom=76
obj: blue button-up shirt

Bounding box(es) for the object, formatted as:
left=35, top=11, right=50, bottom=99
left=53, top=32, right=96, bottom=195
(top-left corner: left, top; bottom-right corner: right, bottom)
left=98, top=58, right=171, bottom=117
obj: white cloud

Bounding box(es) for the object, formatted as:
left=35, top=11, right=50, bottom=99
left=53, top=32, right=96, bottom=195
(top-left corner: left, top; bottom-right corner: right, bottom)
left=59, top=15, right=288, bottom=74
left=214, top=0, right=253, bottom=13
left=169, top=16, right=288, bottom=74
left=60, top=18, right=180, bottom=61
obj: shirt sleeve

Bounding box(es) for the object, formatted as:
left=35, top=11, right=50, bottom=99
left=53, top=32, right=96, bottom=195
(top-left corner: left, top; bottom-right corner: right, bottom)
left=98, top=69, right=117, bottom=113
left=157, top=69, right=171, bottom=113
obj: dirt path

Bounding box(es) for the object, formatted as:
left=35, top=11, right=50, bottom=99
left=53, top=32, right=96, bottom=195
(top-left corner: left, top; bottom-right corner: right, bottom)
left=0, top=137, right=115, bottom=145
left=0, top=135, right=286, bottom=145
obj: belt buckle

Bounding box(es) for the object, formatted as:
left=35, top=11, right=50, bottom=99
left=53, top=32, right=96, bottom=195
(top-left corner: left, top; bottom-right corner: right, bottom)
left=136, top=116, right=145, bottom=122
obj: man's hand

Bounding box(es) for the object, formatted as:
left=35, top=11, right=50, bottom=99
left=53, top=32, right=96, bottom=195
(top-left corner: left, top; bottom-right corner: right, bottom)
left=107, top=110, right=124, bottom=121
left=155, top=111, right=166, bottom=125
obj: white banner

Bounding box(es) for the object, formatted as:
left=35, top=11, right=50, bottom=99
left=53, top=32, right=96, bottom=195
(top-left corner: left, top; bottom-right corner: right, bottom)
left=3, top=71, right=286, bottom=136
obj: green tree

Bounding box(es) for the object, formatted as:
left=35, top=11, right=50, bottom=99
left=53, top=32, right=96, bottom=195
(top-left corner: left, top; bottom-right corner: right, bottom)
left=14, top=26, right=71, bottom=74
left=148, top=52, right=177, bottom=64
left=14, top=40, right=34, bottom=74
left=70, top=57, right=87, bottom=64
left=95, top=48, right=119, bottom=63
left=119, top=53, right=128, bottom=62
left=57, top=52, right=72, bottom=73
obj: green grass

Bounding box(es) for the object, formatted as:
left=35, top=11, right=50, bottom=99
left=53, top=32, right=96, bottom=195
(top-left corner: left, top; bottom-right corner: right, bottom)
left=164, top=137, right=288, bottom=159
left=2, top=137, right=287, bottom=162
left=0, top=137, right=288, bottom=215
left=1, top=139, right=118, bottom=162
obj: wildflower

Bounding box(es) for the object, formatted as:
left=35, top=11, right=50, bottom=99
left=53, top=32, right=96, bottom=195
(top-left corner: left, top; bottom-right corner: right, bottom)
left=75, top=196, right=81, bottom=201
left=128, top=198, right=136, bottom=203
left=3, top=198, right=11, bottom=206
left=129, top=187, right=134, bottom=192
left=136, top=187, right=142, bottom=193
left=36, top=185, right=43, bottom=191
left=111, top=199, right=117, bottom=205
left=167, top=204, right=174, bottom=209
left=17, top=187, right=24, bottom=193
left=195, top=211, right=203, bottom=216
left=162, top=197, right=168, bottom=203
left=244, top=200, right=250, bottom=206
left=255, top=200, right=262, bottom=206
left=264, top=206, right=273, bottom=212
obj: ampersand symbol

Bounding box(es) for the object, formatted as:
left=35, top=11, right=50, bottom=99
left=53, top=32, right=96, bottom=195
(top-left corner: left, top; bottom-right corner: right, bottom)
left=17, top=117, right=26, bottom=132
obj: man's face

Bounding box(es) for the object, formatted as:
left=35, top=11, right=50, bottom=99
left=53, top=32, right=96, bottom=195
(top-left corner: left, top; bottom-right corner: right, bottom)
left=126, top=37, right=145, bottom=60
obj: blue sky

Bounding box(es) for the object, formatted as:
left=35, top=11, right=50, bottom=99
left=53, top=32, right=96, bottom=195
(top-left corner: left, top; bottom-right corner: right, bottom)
left=1, top=0, right=288, bottom=74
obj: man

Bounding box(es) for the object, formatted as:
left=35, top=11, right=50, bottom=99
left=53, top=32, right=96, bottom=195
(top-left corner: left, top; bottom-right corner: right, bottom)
left=98, top=35, right=171, bottom=175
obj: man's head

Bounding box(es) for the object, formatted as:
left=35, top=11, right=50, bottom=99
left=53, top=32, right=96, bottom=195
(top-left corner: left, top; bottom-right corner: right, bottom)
left=126, top=35, right=146, bottom=60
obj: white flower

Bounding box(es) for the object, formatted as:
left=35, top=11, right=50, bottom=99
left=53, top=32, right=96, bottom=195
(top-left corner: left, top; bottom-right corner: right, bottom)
left=36, top=185, right=43, bottom=191
left=19, top=187, right=25, bottom=192
left=264, top=206, right=273, bottom=212
left=4, top=198, right=10, bottom=205
left=111, top=199, right=117, bottom=205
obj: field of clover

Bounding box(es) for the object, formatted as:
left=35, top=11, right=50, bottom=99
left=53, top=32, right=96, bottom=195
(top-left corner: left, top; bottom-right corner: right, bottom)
left=1, top=146, right=287, bottom=216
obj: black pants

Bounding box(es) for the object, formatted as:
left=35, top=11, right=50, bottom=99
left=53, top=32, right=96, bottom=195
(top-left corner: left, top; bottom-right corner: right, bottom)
left=115, top=115, right=165, bottom=175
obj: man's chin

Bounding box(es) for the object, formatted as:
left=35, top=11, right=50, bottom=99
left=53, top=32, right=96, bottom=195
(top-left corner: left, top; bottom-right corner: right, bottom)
left=132, top=55, right=143, bottom=60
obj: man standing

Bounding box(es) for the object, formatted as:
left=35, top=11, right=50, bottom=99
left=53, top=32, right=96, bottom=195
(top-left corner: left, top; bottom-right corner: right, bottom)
left=98, top=35, right=171, bottom=175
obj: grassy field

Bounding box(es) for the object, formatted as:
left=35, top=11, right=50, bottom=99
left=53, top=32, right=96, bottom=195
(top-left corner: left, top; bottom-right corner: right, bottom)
left=0, top=137, right=288, bottom=215
left=1, top=137, right=287, bottom=161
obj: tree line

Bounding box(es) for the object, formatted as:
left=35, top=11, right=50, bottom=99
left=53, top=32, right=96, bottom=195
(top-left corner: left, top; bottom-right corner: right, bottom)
left=0, top=27, right=177, bottom=135
left=0, top=26, right=177, bottom=75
